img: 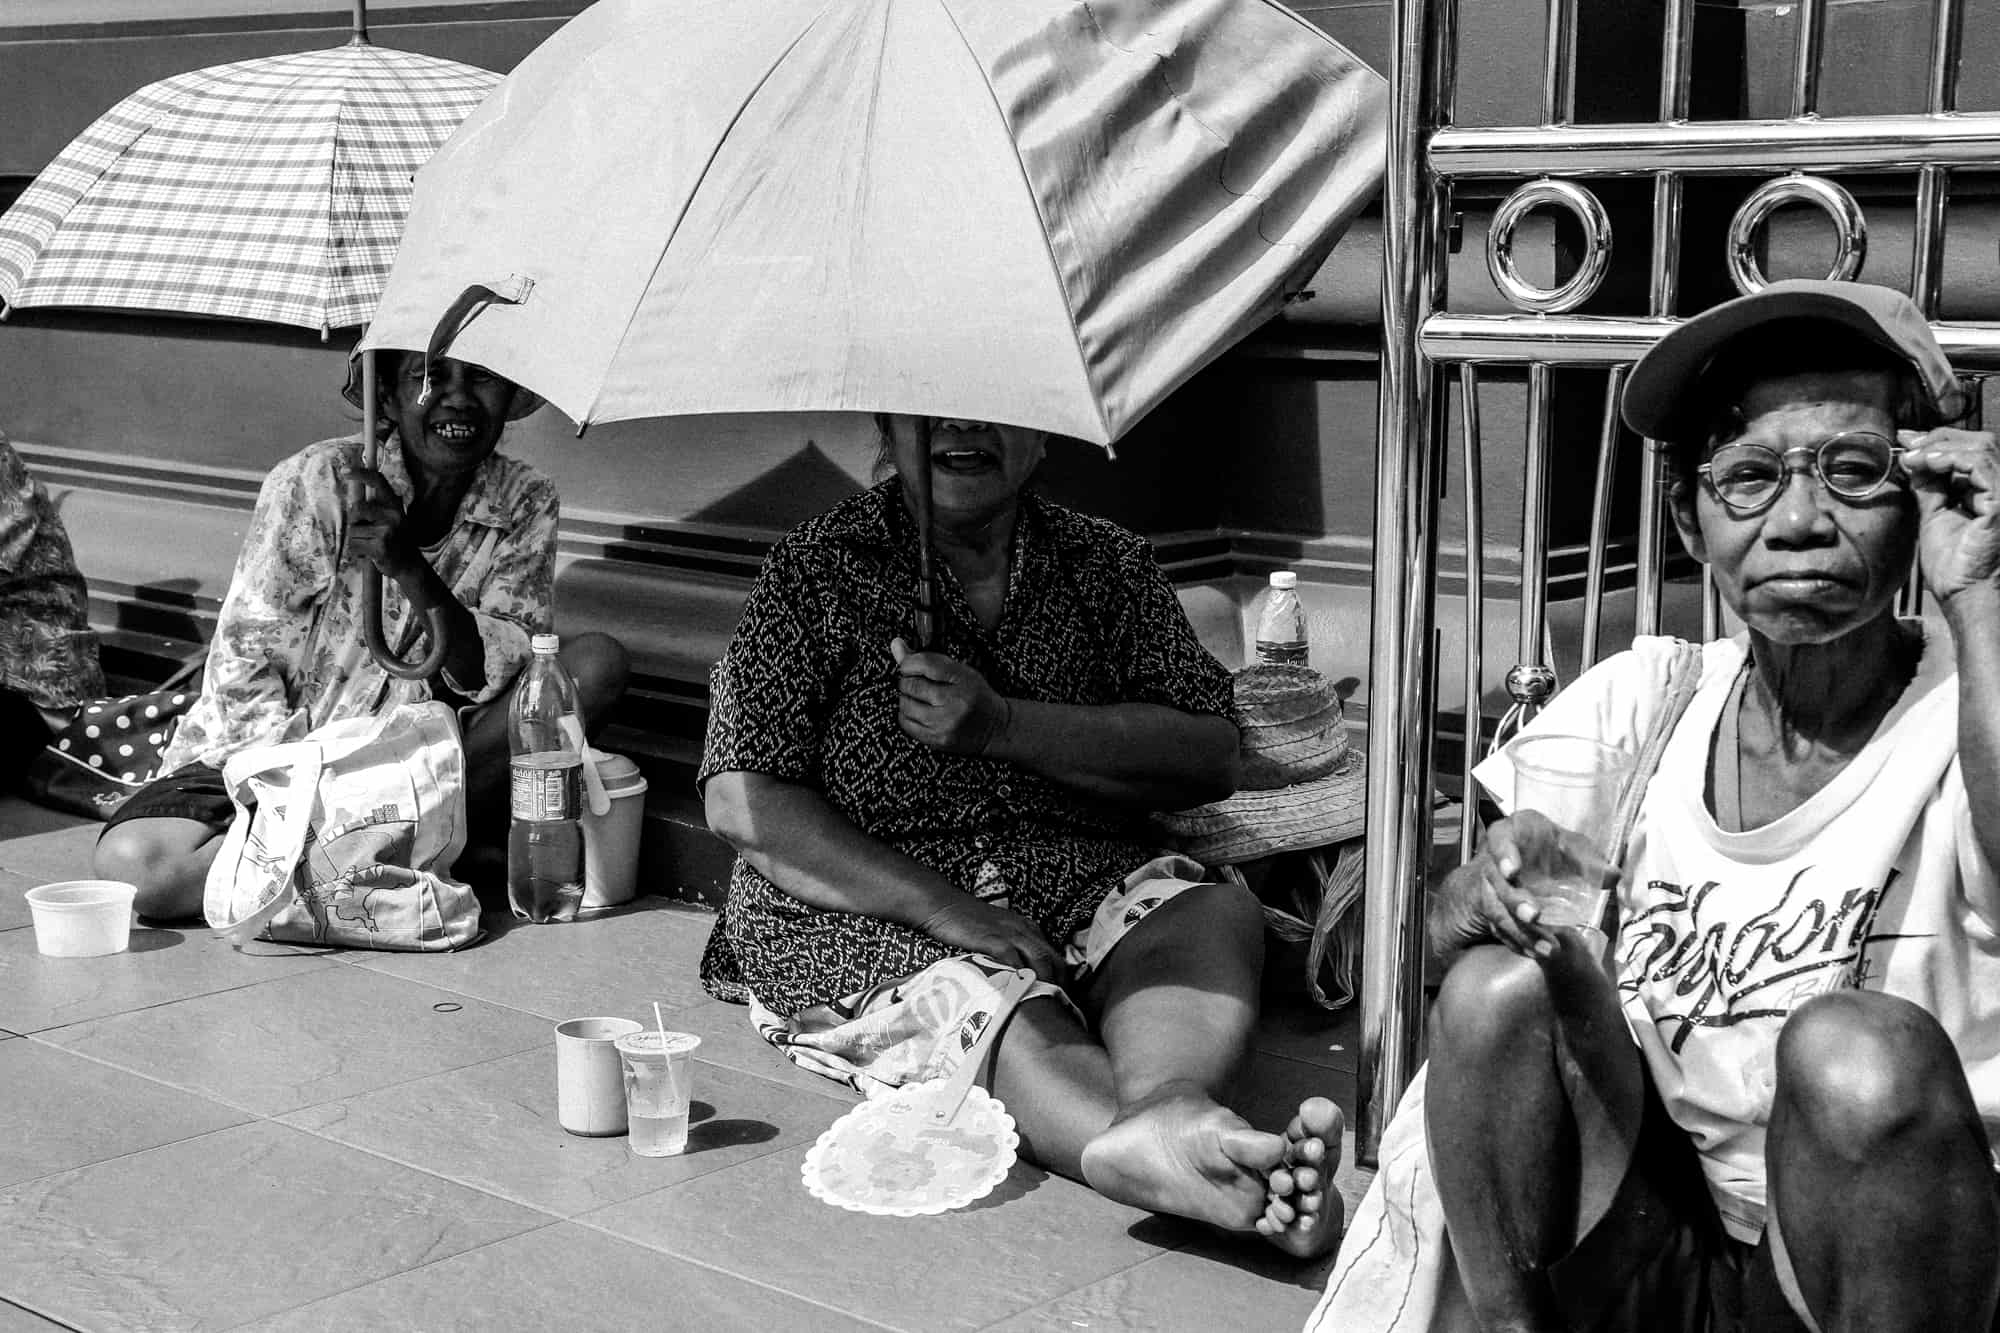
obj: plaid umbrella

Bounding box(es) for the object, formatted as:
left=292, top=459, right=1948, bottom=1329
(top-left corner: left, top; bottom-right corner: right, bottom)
left=0, top=41, right=499, bottom=336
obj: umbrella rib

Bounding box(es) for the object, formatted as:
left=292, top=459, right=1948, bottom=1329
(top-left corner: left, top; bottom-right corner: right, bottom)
left=931, top=0, right=1110, bottom=445
left=584, top=14, right=829, bottom=425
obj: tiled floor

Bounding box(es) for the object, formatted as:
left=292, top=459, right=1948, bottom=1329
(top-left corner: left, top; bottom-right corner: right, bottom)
left=0, top=799, right=1369, bottom=1332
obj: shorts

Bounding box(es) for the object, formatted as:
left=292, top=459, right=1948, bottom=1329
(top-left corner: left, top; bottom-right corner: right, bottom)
left=100, top=762, right=235, bottom=838
left=746, top=854, right=1226, bottom=1098
left=1551, top=1071, right=2000, bottom=1333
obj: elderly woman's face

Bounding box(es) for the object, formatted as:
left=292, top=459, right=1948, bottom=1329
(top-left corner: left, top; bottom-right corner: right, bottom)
left=1674, top=369, right=1917, bottom=645
left=887, top=416, right=1048, bottom=523
left=384, top=355, right=517, bottom=484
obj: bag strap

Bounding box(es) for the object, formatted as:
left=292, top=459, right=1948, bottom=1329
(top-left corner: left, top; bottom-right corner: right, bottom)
left=1604, top=639, right=1704, bottom=870
left=209, top=740, right=326, bottom=947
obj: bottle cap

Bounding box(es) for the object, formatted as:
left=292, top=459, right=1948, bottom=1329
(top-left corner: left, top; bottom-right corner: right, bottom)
left=531, top=633, right=561, bottom=653
left=1269, top=571, right=1298, bottom=590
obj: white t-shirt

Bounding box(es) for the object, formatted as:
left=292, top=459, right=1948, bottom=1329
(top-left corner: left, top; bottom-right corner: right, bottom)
left=1474, top=628, right=2000, bottom=1243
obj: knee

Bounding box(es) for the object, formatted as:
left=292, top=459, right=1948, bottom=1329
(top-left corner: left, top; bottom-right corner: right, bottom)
left=1431, top=944, right=1552, bottom=1059
left=559, top=632, right=629, bottom=720
left=1776, top=990, right=1965, bottom=1157
left=94, top=827, right=188, bottom=918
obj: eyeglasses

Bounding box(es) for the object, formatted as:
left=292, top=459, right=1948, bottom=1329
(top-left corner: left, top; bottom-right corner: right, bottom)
left=1696, top=431, right=1907, bottom=515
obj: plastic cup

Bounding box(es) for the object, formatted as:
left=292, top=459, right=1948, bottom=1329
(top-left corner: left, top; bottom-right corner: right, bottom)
left=26, top=880, right=137, bottom=957
left=616, top=1030, right=700, bottom=1157
left=581, top=750, right=647, bottom=912
left=1505, top=734, right=1635, bottom=929
left=554, top=1017, right=644, bottom=1136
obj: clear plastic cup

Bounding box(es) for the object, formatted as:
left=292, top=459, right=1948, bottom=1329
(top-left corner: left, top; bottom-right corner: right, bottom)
left=615, top=1031, right=700, bottom=1157
left=1505, top=734, right=1635, bottom=930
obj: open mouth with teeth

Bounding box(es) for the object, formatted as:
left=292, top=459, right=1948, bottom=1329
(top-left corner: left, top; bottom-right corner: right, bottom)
left=930, top=445, right=1001, bottom=475
left=428, top=418, right=486, bottom=447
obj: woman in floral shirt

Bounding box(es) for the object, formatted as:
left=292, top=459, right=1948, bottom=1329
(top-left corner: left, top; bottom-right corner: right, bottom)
left=95, top=353, right=627, bottom=919
left=701, top=415, right=1338, bottom=1256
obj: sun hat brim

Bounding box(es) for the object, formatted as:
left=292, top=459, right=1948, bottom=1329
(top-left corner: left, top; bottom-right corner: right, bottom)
left=1621, top=279, right=1966, bottom=444
left=340, top=349, right=545, bottom=422
left=1154, top=755, right=1368, bottom=866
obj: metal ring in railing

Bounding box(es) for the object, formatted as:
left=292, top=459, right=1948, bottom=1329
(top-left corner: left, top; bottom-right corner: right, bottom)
left=1727, top=173, right=1867, bottom=295
left=1487, top=179, right=1614, bottom=314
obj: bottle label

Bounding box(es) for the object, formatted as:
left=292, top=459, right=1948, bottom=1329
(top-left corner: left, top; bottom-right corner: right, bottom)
left=511, top=757, right=581, bottom=822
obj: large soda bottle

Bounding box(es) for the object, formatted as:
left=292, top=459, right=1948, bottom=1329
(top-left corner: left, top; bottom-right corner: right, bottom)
left=1254, top=570, right=1310, bottom=667
left=508, top=634, right=585, bottom=923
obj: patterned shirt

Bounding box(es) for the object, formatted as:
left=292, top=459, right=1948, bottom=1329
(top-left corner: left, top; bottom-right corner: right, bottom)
left=698, top=480, right=1234, bottom=1015
left=0, top=434, right=104, bottom=711
left=159, top=434, right=557, bottom=772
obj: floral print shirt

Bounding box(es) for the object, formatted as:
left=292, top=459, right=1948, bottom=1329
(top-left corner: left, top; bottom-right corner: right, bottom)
left=698, top=480, right=1234, bottom=1015
left=159, top=434, right=557, bottom=772
left=0, top=434, right=104, bottom=711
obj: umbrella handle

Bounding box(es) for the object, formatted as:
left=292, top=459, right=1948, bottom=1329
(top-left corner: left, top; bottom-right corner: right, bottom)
left=913, top=416, right=936, bottom=651
left=353, top=348, right=451, bottom=681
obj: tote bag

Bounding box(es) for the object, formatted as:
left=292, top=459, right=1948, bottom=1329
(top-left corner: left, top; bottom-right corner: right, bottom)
left=203, top=700, right=481, bottom=951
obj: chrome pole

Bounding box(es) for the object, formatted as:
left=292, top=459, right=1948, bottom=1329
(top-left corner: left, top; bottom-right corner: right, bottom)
left=1912, top=0, right=1964, bottom=316
left=1359, top=0, right=1452, bottom=1164
left=1430, top=113, right=2000, bottom=177
left=1581, top=366, right=1626, bottom=669
left=1792, top=0, right=1828, bottom=119
left=1636, top=0, right=1696, bottom=636
left=1520, top=364, right=1554, bottom=672
left=1542, top=0, right=1577, bottom=127
left=1459, top=363, right=1485, bottom=864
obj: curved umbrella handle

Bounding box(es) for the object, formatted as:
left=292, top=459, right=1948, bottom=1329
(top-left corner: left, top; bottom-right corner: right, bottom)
left=361, top=577, right=451, bottom=681
left=353, top=348, right=451, bottom=680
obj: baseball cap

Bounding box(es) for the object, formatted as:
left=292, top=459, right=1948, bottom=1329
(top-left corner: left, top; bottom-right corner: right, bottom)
left=1621, top=279, right=1967, bottom=442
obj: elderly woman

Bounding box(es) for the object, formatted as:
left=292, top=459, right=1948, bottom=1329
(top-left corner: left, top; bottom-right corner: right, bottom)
left=95, top=352, right=628, bottom=919
left=700, top=414, right=1337, bottom=1254
left=1317, top=280, right=2000, bottom=1332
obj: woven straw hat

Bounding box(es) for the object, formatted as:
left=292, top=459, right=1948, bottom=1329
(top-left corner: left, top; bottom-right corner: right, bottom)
left=1156, top=665, right=1366, bottom=865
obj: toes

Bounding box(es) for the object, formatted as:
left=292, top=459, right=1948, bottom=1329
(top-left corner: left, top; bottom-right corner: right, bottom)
left=1268, top=1165, right=1295, bottom=1196
left=1290, top=1165, right=1320, bottom=1194
left=1219, top=1126, right=1286, bottom=1174
left=1299, top=1096, right=1343, bottom=1140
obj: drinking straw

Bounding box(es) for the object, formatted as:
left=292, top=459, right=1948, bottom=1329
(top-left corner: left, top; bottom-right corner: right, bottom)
left=652, top=1001, right=679, bottom=1106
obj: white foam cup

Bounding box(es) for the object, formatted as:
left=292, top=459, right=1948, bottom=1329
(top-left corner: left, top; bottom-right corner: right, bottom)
left=554, top=1016, right=644, bottom=1136
left=581, top=750, right=647, bottom=911
left=26, top=880, right=138, bottom=958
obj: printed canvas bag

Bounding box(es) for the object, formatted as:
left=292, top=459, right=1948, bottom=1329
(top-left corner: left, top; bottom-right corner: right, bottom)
left=203, top=700, right=481, bottom=951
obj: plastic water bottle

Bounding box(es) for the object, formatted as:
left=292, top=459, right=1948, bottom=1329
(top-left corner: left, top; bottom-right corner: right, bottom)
left=1255, top=571, right=1310, bottom=667
left=508, top=634, right=585, bottom=924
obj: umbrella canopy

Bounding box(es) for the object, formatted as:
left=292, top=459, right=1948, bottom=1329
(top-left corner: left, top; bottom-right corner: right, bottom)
left=0, top=42, right=500, bottom=335
left=361, top=0, right=1387, bottom=444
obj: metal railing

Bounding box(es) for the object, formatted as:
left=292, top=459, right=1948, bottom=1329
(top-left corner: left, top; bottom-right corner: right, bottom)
left=1359, top=0, right=2000, bottom=1160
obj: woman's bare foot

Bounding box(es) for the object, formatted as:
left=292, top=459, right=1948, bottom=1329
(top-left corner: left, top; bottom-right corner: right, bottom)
left=1256, top=1096, right=1345, bottom=1258
left=1079, top=1081, right=1285, bottom=1230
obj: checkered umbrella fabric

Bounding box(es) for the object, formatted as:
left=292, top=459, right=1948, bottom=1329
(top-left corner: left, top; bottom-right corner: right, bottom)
left=0, top=43, right=498, bottom=334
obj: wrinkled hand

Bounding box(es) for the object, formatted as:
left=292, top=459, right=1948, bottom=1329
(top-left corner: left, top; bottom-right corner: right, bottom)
left=1901, top=429, right=2000, bottom=611
left=1430, top=810, right=1615, bottom=964
left=889, top=637, right=1012, bottom=755
left=919, top=897, right=1061, bottom=982
left=332, top=459, right=418, bottom=580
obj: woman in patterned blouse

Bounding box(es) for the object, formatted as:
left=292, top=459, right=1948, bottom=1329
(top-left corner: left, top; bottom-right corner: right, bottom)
left=94, top=353, right=627, bottom=919
left=701, top=415, right=1339, bottom=1256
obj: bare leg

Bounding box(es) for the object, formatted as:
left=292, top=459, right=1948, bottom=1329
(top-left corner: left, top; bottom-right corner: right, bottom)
left=1768, top=990, right=2000, bottom=1332
left=461, top=631, right=629, bottom=840
left=1058, top=881, right=1306, bottom=1243
left=94, top=815, right=223, bottom=921
left=986, top=994, right=1118, bottom=1179
left=1427, top=936, right=1645, bottom=1333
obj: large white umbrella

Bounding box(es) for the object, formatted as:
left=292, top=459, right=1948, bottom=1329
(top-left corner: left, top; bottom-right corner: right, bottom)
left=360, top=0, right=1388, bottom=445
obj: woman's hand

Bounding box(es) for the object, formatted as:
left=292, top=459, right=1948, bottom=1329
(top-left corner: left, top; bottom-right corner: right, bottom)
left=1430, top=811, right=1603, bottom=964
left=333, top=459, right=419, bottom=581
left=1901, top=428, right=2000, bottom=610
left=919, top=897, right=1061, bottom=982
left=889, top=637, right=1012, bottom=755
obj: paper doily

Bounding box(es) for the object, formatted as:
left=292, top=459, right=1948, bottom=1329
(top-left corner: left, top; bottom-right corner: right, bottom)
left=802, top=1082, right=1019, bottom=1216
